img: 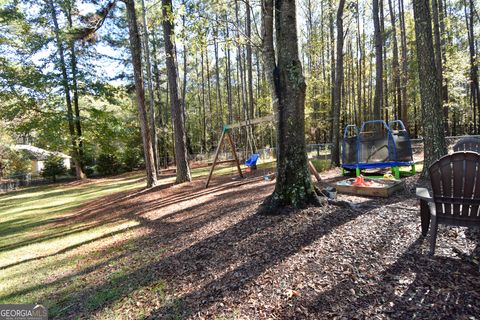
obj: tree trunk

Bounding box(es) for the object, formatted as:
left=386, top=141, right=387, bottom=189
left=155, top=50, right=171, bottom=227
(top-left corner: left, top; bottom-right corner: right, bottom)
left=465, top=0, right=480, bottom=134
left=140, top=0, right=159, bottom=173
left=260, top=0, right=320, bottom=213
left=356, top=0, right=363, bottom=124
left=200, top=49, right=207, bottom=151
left=46, top=0, right=85, bottom=180
left=151, top=27, right=168, bottom=168
left=161, top=0, right=192, bottom=183
left=388, top=0, right=401, bottom=123
left=432, top=0, right=447, bottom=133
left=380, top=0, right=388, bottom=120
left=329, top=0, right=335, bottom=141
left=331, top=0, right=346, bottom=167
left=125, top=0, right=158, bottom=187
left=412, top=0, right=447, bottom=176
left=225, top=15, right=233, bottom=125
left=373, top=0, right=383, bottom=120
left=214, top=22, right=223, bottom=130
left=65, top=5, right=86, bottom=177
left=438, top=0, right=449, bottom=134
left=398, top=0, right=409, bottom=128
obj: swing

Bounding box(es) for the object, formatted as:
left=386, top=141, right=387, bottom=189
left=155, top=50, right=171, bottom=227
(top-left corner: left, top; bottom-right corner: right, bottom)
left=205, top=115, right=274, bottom=188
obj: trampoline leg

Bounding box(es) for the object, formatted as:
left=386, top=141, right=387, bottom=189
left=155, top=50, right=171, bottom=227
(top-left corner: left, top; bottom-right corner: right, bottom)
left=356, top=167, right=361, bottom=177
left=392, top=166, right=400, bottom=179
left=342, top=168, right=346, bottom=176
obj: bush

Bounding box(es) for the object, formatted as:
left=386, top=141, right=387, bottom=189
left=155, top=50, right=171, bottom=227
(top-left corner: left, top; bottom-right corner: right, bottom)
left=310, top=159, right=332, bottom=173
left=122, top=146, right=143, bottom=171
left=96, top=153, right=120, bottom=176
left=84, top=166, right=95, bottom=177
left=0, top=149, right=30, bottom=178
left=41, top=154, right=67, bottom=182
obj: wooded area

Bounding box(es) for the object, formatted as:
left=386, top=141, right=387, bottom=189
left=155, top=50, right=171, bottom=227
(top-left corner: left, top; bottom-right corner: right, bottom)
left=1, top=0, right=480, bottom=318
left=0, top=0, right=478, bottom=185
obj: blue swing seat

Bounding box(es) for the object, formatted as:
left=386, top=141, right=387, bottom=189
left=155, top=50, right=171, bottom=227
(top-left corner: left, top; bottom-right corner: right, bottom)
left=245, top=153, right=260, bottom=167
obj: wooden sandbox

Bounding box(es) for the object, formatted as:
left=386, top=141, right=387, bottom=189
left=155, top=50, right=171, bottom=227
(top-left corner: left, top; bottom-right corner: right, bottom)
left=335, top=178, right=405, bottom=198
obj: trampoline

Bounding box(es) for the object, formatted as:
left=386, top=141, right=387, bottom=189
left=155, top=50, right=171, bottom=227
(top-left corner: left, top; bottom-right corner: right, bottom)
left=341, top=120, right=416, bottom=178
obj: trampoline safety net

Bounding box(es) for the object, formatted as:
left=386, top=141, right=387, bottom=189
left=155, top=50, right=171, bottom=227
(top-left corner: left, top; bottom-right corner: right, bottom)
left=342, top=120, right=414, bottom=169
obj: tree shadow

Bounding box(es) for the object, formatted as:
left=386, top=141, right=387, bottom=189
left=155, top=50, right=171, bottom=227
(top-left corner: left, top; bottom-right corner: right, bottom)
left=3, top=170, right=429, bottom=319
left=38, top=189, right=395, bottom=319
left=271, top=234, right=480, bottom=319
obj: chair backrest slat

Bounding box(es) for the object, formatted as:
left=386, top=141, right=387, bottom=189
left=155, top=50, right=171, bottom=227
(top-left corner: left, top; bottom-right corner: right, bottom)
left=452, top=155, right=464, bottom=215
left=463, top=156, right=477, bottom=216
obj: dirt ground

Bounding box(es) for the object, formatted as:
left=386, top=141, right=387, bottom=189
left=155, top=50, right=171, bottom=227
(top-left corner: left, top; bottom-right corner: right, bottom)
left=40, top=168, right=480, bottom=319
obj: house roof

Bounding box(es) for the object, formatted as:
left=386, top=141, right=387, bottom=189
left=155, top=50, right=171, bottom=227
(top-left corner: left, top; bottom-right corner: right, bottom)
left=13, top=145, right=71, bottom=161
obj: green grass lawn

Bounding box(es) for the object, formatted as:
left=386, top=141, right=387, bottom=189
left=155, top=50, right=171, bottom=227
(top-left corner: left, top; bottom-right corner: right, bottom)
left=0, top=173, right=147, bottom=316
left=0, top=161, right=277, bottom=319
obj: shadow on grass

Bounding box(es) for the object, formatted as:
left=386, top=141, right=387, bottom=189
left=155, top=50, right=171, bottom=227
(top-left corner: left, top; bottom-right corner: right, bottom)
left=31, top=180, right=392, bottom=319
left=6, top=171, right=467, bottom=319
left=0, top=178, right=147, bottom=252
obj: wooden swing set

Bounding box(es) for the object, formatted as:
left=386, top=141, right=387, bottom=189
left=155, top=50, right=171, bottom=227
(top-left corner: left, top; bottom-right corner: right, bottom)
left=205, top=115, right=274, bottom=188
left=204, top=113, right=322, bottom=188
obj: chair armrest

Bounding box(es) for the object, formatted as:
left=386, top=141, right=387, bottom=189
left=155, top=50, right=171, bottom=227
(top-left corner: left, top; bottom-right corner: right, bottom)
left=416, top=187, right=433, bottom=202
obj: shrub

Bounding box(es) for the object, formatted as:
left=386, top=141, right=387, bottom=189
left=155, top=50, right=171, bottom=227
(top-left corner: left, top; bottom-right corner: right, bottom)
left=310, top=159, right=332, bottom=173
left=0, top=149, right=31, bottom=178
left=96, top=153, right=120, bottom=176
left=41, top=154, right=67, bottom=182
left=122, top=146, right=143, bottom=171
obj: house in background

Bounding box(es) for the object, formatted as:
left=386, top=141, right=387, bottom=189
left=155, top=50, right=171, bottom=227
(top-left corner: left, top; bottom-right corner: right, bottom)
left=14, top=145, right=71, bottom=175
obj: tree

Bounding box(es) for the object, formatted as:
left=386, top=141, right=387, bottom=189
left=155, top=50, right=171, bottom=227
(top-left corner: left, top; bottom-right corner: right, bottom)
left=46, top=0, right=86, bottom=180
left=41, top=154, right=67, bottom=182
left=140, top=0, right=159, bottom=172
left=412, top=0, right=447, bottom=175
left=331, top=0, right=346, bottom=167
left=125, top=0, right=158, bottom=187
left=464, top=0, right=480, bottom=133
left=161, top=0, right=192, bottom=183
left=372, top=0, right=383, bottom=120
left=260, top=0, right=320, bottom=213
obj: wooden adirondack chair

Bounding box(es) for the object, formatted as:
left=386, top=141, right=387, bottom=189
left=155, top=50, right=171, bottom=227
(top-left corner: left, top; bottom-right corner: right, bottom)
left=416, top=152, right=480, bottom=255
left=452, top=137, right=480, bottom=153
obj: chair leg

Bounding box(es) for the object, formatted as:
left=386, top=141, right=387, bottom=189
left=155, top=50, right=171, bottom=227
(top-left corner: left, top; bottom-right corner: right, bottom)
left=419, top=199, right=431, bottom=237
left=429, top=217, right=438, bottom=256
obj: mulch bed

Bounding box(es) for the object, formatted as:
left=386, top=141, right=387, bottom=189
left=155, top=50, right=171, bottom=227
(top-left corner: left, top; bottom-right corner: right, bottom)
left=50, top=169, right=479, bottom=319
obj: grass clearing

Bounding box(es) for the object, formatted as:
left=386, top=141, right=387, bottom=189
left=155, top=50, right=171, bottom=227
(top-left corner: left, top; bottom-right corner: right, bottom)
left=0, top=163, right=272, bottom=318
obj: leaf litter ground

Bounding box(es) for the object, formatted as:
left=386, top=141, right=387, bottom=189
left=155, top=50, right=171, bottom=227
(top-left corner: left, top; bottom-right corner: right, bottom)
left=5, top=169, right=480, bottom=319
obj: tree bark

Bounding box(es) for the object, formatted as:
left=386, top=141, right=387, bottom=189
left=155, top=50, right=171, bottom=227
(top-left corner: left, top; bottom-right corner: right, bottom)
left=65, top=4, right=86, bottom=177
left=140, top=0, right=159, bottom=173
left=125, top=0, right=158, bottom=187
left=398, top=0, right=409, bottom=128
left=161, top=0, right=192, bottom=183
left=331, top=0, right=346, bottom=167
left=465, top=0, right=480, bottom=134
left=432, top=0, right=447, bottom=133
left=329, top=0, right=335, bottom=141
left=46, top=0, right=86, bottom=180
left=225, top=15, right=233, bottom=125
left=412, top=0, right=447, bottom=176
left=373, top=0, right=383, bottom=120
left=246, top=0, right=255, bottom=121
left=388, top=0, right=401, bottom=123
left=260, top=0, right=320, bottom=213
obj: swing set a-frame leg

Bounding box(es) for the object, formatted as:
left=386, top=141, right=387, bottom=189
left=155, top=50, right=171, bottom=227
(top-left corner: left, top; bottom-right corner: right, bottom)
left=226, top=131, right=244, bottom=179
left=205, top=129, right=244, bottom=188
